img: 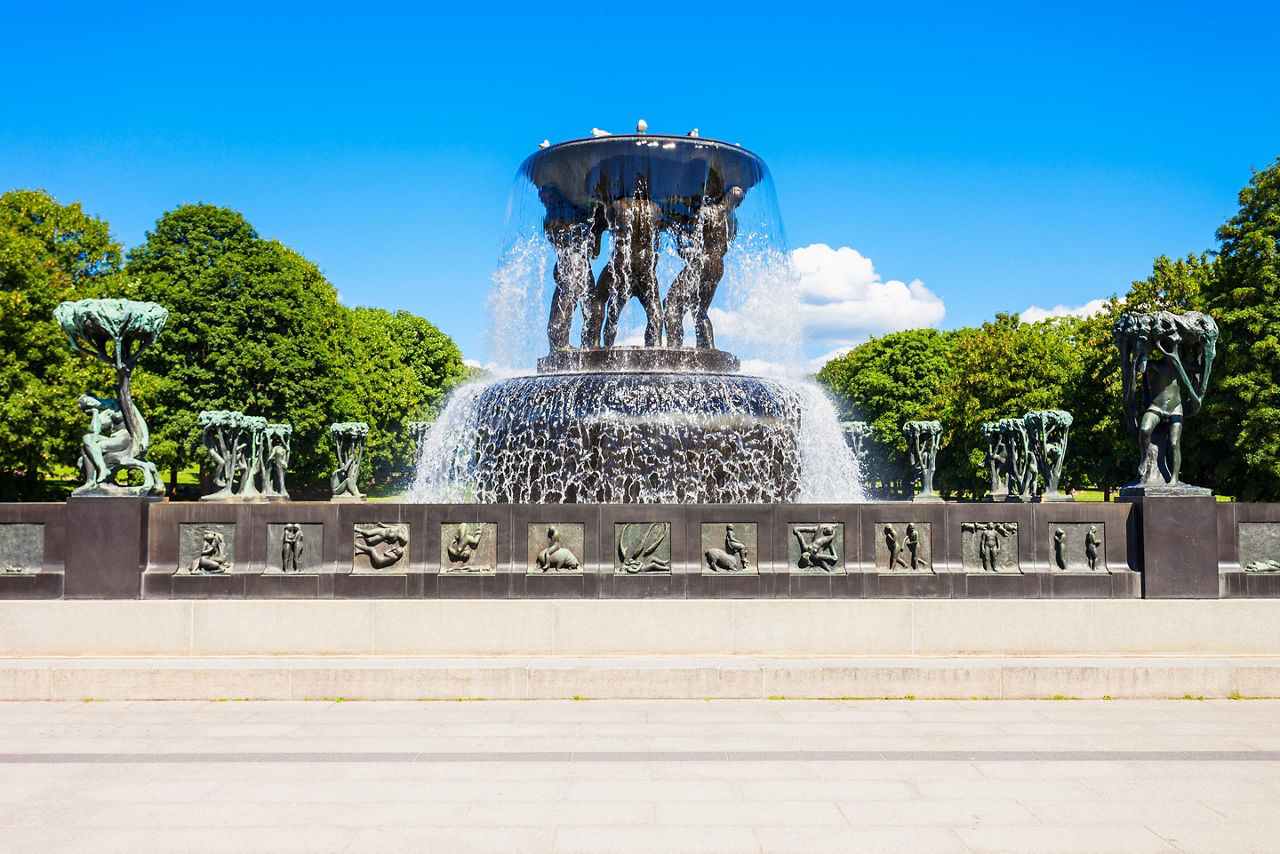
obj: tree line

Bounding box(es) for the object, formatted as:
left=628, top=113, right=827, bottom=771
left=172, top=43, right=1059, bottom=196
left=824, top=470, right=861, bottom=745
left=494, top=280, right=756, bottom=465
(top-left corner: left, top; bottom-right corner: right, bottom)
left=0, top=192, right=471, bottom=500
left=818, top=157, right=1280, bottom=501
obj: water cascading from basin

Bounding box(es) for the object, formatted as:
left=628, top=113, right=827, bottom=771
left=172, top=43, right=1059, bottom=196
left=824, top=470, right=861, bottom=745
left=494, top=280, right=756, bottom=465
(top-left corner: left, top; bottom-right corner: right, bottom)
left=409, top=131, right=864, bottom=504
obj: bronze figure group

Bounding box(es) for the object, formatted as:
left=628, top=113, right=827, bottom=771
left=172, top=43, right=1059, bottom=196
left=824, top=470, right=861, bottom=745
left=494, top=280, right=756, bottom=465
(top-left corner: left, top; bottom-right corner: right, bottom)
left=540, top=171, right=745, bottom=354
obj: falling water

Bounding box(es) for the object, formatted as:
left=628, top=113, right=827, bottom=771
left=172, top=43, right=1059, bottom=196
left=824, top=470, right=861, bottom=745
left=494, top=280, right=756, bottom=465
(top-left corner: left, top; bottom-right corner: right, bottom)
left=408, top=134, right=865, bottom=503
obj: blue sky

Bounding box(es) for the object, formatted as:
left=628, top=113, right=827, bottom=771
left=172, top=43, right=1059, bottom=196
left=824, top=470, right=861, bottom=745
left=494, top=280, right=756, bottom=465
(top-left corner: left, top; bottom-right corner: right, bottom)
left=4, top=0, right=1278, bottom=368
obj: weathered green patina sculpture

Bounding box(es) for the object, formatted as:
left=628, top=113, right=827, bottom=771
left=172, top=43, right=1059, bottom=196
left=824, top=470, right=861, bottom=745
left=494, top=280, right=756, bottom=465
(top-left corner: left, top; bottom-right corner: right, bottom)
left=1026, top=409, right=1073, bottom=501
left=329, top=422, right=369, bottom=501
left=54, top=299, right=168, bottom=497
left=1000, top=417, right=1036, bottom=502
left=617, top=522, right=671, bottom=573
left=281, top=522, right=304, bottom=573
left=536, top=525, right=581, bottom=572
left=980, top=421, right=1010, bottom=501
left=354, top=522, right=409, bottom=570
left=1114, top=310, right=1218, bottom=495
left=408, top=421, right=432, bottom=454
left=199, top=411, right=247, bottom=500
left=186, top=530, right=231, bottom=574
left=262, top=423, right=292, bottom=499
left=840, top=421, right=873, bottom=475
left=902, top=420, right=942, bottom=503
left=234, top=416, right=267, bottom=499
left=199, top=412, right=291, bottom=500
left=704, top=524, right=749, bottom=573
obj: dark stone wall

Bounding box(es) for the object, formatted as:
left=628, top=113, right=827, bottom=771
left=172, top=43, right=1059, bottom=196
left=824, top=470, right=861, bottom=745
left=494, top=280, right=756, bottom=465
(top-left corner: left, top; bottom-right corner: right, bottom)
left=8, top=497, right=1280, bottom=600
left=0, top=502, right=65, bottom=598
left=133, top=500, right=1142, bottom=600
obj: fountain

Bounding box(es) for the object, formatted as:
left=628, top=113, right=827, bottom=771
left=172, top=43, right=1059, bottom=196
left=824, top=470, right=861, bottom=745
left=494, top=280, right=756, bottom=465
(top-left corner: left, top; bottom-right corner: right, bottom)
left=411, top=129, right=863, bottom=504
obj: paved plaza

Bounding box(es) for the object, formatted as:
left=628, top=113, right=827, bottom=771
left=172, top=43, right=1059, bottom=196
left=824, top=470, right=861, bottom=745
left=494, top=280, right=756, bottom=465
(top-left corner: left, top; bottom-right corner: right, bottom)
left=0, top=699, right=1278, bottom=852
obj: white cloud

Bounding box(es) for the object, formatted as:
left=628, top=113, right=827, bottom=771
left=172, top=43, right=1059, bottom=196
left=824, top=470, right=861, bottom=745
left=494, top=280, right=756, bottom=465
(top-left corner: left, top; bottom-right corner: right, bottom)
left=805, top=346, right=855, bottom=374
left=1020, top=298, right=1108, bottom=324
left=790, top=244, right=945, bottom=352
left=701, top=243, right=942, bottom=375
left=463, top=358, right=482, bottom=369
left=736, top=358, right=792, bottom=378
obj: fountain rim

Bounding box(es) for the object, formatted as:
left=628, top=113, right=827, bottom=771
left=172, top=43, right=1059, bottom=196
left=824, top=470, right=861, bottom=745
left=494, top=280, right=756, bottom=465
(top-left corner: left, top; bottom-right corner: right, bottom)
left=536, top=346, right=741, bottom=375
left=533, top=134, right=764, bottom=160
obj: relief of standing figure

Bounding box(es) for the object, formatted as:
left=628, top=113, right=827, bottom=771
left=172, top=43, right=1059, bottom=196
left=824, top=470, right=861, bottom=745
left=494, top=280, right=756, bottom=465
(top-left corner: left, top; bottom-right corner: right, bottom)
left=1085, top=526, right=1102, bottom=571
left=884, top=524, right=907, bottom=570
left=704, top=524, right=749, bottom=573
left=905, top=522, right=922, bottom=570
left=281, top=523, right=304, bottom=573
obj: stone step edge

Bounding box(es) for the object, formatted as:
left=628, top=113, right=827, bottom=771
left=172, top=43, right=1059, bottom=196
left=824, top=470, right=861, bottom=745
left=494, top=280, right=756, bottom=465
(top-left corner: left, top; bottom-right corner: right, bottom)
left=2, top=656, right=1280, bottom=701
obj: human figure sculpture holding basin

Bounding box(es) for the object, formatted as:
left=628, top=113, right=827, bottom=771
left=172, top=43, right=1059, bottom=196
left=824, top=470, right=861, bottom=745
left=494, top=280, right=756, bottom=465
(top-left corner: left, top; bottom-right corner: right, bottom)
left=542, top=187, right=605, bottom=352
left=594, top=174, right=666, bottom=348
left=530, top=134, right=755, bottom=355
left=663, top=181, right=744, bottom=349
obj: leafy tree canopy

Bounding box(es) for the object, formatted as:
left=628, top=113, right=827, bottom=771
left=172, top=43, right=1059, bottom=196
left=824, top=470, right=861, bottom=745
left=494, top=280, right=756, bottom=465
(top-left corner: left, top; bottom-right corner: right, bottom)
left=0, top=190, right=121, bottom=499
left=124, top=203, right=468, bottom=495
left=126, top=206, right=352, bottom=489
left=1201, top=157, right=1280, bottom=499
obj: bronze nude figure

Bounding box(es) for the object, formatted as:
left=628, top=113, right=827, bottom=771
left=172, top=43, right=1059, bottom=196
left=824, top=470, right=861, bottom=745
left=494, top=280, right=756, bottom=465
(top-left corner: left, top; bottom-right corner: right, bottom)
left=542, top=187, right=606, bottom=352
left=1114, top=310, right=1218, bottom=494
left=594, top=174, right=666, bottom=348
left=663, top=178, right=744, bottom=349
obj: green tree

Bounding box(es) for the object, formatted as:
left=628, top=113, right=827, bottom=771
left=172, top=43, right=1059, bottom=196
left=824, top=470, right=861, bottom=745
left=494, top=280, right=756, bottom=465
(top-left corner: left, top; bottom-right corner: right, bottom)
left=342, top=307, right=421, bottom=486
left=1125, top=253, right=1213, bottom=314
left=1200, top=157, right=1280, bottom=500
left=126, top=205, right=351, bottom=492
left=386, top=310, right=468, bottom=418
left=337, top=308, right=469, bottom=490
left=1062, top=297, right=1131, bottom=496
left=817, top=328, right=956, bottom=495
left=0, top=190, right=122, bottom=499
left=940, top=315, right=1084, bottom=498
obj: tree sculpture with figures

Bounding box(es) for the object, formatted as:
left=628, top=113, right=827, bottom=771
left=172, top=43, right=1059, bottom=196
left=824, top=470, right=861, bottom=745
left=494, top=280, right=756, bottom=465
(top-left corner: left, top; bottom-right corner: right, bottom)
left=54, top=298, right=168, bottom=497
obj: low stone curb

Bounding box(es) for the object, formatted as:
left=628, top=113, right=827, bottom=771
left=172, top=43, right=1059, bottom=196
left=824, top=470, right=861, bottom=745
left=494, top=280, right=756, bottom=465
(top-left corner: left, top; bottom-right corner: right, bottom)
left=1, top=656, right=1278, bottom=701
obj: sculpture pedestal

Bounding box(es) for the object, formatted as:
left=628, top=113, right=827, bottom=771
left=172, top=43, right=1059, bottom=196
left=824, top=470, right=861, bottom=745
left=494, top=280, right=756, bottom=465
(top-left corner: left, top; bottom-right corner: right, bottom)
left=1121, top=483, right=1213, bottom=498
left=1129, top=494, right=1218, bottom=598
left=64, top=495, right=161, bottom=598
left=911, top=493, right=944, bottom=504
left=537, top=347, right=740, bottom=375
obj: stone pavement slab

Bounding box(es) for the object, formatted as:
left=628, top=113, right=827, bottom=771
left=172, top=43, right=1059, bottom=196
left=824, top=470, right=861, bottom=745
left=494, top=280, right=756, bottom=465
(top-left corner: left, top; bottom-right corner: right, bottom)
left=5, top=655, right=1280, bottom=700
left=0, top=699, right=1278, bottom=852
